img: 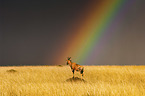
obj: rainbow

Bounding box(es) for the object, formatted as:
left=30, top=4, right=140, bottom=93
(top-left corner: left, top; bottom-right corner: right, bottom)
left=56, top=0, right=127, bottom=65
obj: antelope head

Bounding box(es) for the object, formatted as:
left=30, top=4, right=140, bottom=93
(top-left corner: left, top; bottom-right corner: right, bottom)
left=66, top=57, right=71, bottom=65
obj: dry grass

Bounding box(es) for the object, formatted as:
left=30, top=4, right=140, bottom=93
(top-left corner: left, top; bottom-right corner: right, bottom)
left=0, top=65, right=145, bottom=96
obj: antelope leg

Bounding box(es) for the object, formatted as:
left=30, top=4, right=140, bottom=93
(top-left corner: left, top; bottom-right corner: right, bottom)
left=72, top=69, right=74, bottom=78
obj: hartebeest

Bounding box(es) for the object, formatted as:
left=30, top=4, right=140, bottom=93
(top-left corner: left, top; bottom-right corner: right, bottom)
left=66, top=57, right=84, bottom=79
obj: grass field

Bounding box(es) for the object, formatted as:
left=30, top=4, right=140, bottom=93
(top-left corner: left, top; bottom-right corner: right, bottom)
left=0, top=65, right=145, bottom=96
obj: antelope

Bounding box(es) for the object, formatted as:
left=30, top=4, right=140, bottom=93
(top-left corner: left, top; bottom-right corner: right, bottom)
left=66, top=57, right=84, bottom=79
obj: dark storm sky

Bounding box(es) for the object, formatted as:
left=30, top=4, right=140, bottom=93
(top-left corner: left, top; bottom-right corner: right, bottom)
left=0, top=0, right=91, bottom=65
left=0, top=0, right=145, bottom=66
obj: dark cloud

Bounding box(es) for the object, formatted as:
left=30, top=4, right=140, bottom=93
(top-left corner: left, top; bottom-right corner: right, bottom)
left=0, top=0, right=145, bottom=65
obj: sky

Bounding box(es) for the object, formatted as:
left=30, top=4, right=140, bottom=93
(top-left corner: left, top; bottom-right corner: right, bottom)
left=0, top=0, right=145, bottom=66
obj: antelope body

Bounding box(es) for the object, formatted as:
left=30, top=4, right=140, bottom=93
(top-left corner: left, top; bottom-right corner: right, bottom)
left=66, top=57, right=84, bottom=79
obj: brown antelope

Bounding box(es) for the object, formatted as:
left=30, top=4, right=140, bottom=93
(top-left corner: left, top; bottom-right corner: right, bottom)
left=66, top=57, right=84, bottom=79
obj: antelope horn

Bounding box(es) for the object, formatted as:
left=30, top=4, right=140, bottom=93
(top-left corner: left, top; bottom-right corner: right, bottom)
left=67, top=57, right=71, bottom=60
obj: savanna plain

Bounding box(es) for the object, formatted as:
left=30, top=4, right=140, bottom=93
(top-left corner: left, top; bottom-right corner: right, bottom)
left=0, top=65, right=145, bottom=96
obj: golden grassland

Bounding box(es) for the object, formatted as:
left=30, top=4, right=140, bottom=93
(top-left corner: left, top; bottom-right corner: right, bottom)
left=0, top=65, right=145, bottom=96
